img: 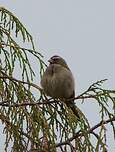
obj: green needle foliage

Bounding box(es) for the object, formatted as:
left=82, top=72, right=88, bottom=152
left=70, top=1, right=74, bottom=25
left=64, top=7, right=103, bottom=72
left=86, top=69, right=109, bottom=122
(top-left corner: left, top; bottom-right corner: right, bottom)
left=0, top=7, right=115, bottom=152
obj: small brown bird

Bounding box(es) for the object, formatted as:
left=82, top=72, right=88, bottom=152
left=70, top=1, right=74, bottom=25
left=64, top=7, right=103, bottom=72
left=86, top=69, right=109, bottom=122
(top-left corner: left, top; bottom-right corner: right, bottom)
left=41, top=55, right=80, bottom=118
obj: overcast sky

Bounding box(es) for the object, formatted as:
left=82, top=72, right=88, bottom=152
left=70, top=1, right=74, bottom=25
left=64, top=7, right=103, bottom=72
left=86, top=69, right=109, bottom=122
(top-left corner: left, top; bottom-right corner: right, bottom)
left=0, top=0, right=115, bottom=151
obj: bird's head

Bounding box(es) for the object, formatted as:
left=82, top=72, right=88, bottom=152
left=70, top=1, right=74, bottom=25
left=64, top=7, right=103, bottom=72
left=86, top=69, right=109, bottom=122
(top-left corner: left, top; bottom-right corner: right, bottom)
left=48, top=55, right=69, bottom=69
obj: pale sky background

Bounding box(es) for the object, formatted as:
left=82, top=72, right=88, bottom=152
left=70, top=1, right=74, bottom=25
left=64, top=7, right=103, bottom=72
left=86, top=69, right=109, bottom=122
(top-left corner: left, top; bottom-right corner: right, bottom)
left=0, top=0, right=115, bottom=151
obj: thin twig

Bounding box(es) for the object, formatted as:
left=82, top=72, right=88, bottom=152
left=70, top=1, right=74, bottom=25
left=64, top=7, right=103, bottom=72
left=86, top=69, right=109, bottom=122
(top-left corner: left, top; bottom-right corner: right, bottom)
left=56, top=116, right=115, bottom=147
left=0, top=75, right=42, bottom=91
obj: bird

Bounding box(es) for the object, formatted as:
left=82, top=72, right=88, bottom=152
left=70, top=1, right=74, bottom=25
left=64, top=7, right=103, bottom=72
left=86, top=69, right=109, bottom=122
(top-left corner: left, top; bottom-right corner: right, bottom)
left=40, top=55, right=80, bottom=119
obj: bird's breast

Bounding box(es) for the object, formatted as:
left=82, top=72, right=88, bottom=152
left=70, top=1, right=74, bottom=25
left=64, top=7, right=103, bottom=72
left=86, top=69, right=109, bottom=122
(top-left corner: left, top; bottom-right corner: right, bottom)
left=41, top=65, right=75, bottom=99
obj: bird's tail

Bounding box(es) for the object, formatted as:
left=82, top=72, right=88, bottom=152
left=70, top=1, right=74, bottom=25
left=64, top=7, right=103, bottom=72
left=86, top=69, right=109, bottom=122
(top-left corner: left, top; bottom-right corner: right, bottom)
left=66, top=101, right=80, bottom=119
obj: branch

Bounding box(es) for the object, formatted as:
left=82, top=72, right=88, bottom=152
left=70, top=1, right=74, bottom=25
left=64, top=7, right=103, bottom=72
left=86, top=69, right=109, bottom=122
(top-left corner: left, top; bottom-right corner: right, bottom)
left=0, top=100, right=55, bottom=107
left=0, top=94, right=107, bottom=107
left=56, top=116, right=115, bottom=147
left=0, top=90, right=113, bottom=108
left=0, top=73, right=42, bottom=91
left=0, top=74, right=115, bottom=107
left=0, top=42, right=43, bottom=57
left=0, top=42, right=47, bottom=67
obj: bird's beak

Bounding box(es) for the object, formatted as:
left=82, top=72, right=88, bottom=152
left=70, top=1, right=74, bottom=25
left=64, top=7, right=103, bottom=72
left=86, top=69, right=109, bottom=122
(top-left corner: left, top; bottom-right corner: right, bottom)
left=48, top=59, right=53, bottom=64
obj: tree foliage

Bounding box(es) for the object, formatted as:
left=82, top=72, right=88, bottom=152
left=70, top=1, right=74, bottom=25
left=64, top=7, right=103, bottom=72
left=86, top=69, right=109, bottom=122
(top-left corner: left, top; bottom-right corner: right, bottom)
left=0, top=7, right=115, bottom=152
